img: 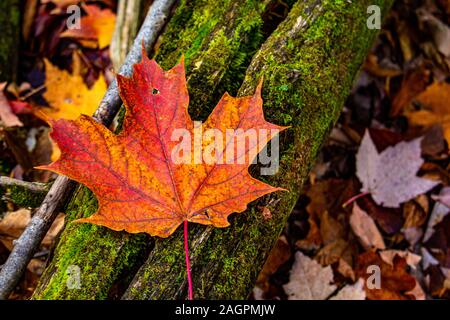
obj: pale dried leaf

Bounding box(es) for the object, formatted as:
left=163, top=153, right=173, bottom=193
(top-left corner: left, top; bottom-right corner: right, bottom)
left=379, top=250, right=421, bottom=269
left=421, top=247, right=439, bottom=270
left=431, top=187, right=450, bottom=208
left=405, top=281, right=426, bottom=300
left=337, top=258, right=355, bottom=281
left=423, top=202, right=449, bottom=242
left=330, top=279, right=366, bottom=300
left=283, top=251, right=336, bottom=300
left=0, top=82, right=23, bottom=127
left=350, top=203, right=385, bottom=250
left=356, top=130, right=439, bottom=207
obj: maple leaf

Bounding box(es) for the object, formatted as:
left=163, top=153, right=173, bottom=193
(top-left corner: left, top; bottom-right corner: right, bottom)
left=405, top=82, right=450, bottom=146
left=61, top=5, right=115, bottom=48
left=283, top=251, right=336, bottom=300
left=40, top=59, right=107, bottom=120
left=355, top=251, right=418, bottom=300
left=39, top=51, right=286, bottom=238
left=356, top=130, right=439, bottom=208
left=330, top=279, right=366, bottom=300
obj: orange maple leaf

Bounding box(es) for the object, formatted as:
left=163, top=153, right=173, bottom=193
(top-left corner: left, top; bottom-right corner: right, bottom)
left=61, top=4, right=115, bottom=48
left=39, top=50, right=286, bottom=238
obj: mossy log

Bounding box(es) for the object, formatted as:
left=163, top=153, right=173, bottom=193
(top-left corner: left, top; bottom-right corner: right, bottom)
left=33, top=0, right=288, bottom=300
left=34, top=0, right=393, bottom=300
left=0, top=0, right=20, bottom=82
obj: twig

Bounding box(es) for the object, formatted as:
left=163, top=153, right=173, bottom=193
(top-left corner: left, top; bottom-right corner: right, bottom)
left=0, top=176, right=49, bottom=194
left=342, top=191, right=370, bottom=208
left=0, top=0, right=177, bottom=300
left=19, top=84, right=45, bottom=101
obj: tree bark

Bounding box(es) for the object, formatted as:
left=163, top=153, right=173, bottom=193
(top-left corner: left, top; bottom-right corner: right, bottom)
left=122, top=0, right=394, bottom=299
left=33, top=0, right=287, bottom=299
left=110, top=0, right=153, bottom=69
left=0, top=0, right=20, bottom=82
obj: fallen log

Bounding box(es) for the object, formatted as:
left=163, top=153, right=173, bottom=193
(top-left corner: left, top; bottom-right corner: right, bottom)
left=32, top=0, right=289, bottom=299
left=123, top=0, right=394, bottom=299
left=32, top=0, right=394, bottom=300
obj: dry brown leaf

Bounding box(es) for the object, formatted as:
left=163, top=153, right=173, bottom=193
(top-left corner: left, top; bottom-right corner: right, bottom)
left=337, top=258, right=356, bottom=281
left=0, top=209, right=31, bottom=249
left=0, top=82, right=23, bottom=127
left=356, top=251, right=417, bottom=300
left=379, top=250, right=421, bottom=269
left=405, top=281, right=426, bottom=300
left=320, top=211, right=344, bottom=245
left=0, top=209, right=64, bottom=250
left=296, top=216, right=322, bottom=251
left=406, top=82, right=450, bottom=145
left=316, top=238, right=353, bottom=267
left=390, top=66, right=430, bottom=116
left=350, top=203, right=385, bottom=250
left=364, top=54, right=403, bottom=78
left=256, top=236, right=291, bottom=292
left=283, top=251, right=336, bottom=300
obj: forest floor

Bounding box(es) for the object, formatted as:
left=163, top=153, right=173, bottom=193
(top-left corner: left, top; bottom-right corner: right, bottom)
left=253, top=0, right=450, bottom=300
left=0, top=0, right=449, bottom=300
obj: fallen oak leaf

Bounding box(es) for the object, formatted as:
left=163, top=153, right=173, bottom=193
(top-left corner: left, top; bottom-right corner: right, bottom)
left=355, top=130, right=439, bottom=208
left=38, top=50, right=286, bottom=238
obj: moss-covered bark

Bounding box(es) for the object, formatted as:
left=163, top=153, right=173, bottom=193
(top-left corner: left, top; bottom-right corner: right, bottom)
left=122, top=0, right=394, bottom=299
left=0, top=177, right=50, bottom=208
left=0, top=0, right=20, bottom=82
left=33, top=0, right=287, bottom=299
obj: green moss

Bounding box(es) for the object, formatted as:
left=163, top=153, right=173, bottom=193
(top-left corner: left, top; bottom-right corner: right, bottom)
left=0, top=0, right=20, bottom=82
left=33, top=187, right=150, bottom=299
left=7, top=184, right=49, bottom=208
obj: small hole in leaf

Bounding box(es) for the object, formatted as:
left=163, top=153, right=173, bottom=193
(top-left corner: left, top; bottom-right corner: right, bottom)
left=152, top=88, right=159, bottom=95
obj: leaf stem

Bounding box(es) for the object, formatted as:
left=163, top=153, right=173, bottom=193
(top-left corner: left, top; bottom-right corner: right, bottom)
left=342, top=192, right=369, bottom=208
left=184, top=220, right=193, bottom=300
